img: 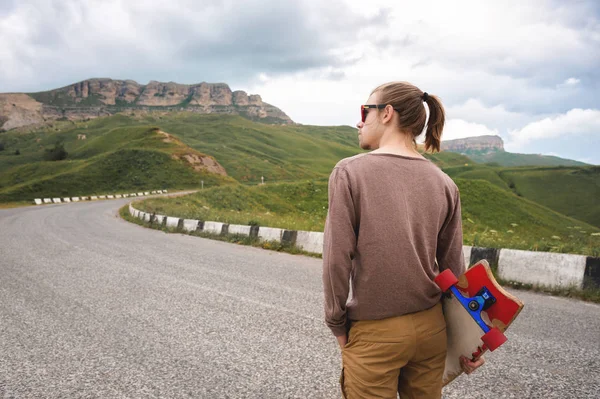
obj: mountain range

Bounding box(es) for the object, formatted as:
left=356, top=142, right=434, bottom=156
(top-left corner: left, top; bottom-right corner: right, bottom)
left=0, top=78, right=293, bottom=132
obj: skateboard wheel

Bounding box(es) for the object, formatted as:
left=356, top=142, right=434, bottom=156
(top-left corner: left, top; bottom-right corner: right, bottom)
left=435, top=270, right=458, bottom=292
left=481, top=327, right=507, bottom=351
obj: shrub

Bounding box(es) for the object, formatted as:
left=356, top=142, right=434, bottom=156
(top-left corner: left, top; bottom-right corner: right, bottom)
left=43, top=142, right=68, bottom=161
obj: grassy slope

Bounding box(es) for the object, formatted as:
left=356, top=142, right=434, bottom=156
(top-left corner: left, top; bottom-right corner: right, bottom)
left=453, top=149, right=588, bottom=167
left=2, top=112, right=598, bottom=235
left=2, top=114, right=474, bottom=201
left=499, top=166, right=600, bottom=228
left=0, top=114, right=488, bottom=185
left=443, top=162, right=600, bottom=228
left=0, top=117, right=236, bottom=200
left=137, top=114, right=364, bottom=182
left=443, top=164, right=511, bottom=190
left=136, top=178, right=600, bottom=256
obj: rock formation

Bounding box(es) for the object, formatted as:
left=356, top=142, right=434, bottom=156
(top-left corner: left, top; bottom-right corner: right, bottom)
left=0, top=78, right=293, bottom=131
left=441, top=135, right=505, bottom=153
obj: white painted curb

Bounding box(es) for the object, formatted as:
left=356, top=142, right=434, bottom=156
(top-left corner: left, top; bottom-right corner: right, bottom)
left=229, top=224, right=252, bottom=236
left=204, top=221, right=224, bottom=234
left=166, top=216, right=180, bottom=228
left=182, top=219, right=199, bottom=232
left=296, top=231, right=324, bottom=254
left=31, top=189, right=166, bottom=205
left=498, top=249, right=587, bottom=289
left=258, top=227, right=284, bottom=242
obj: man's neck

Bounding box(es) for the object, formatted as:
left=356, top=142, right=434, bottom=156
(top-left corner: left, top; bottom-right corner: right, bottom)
left=371, top=144, right=424, bottom=159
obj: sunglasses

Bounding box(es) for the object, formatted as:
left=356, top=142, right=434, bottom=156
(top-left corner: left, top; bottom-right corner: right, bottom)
left=360, top=104, right=400, bottom=123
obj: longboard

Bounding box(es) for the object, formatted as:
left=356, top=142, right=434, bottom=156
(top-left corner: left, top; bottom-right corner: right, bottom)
left=436, top=259, right=524, bottom=386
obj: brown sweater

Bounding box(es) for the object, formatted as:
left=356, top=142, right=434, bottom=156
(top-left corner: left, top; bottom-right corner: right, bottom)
left=322, top=152, right=466, bottom=337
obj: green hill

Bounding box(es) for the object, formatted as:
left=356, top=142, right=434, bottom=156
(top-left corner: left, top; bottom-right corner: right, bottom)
left=0, top=113, right=472, bottom=201
left=499, top=166, right=600, bottom=228
left=1, top=112, right=598, bottom=251
left=442, top=163, right=600, bottom=228
left=443, top=164, right=511, bottom=190
left=0, top=120, right=236, bottom=201
left=136, top=178, right=600, bottom=256
left=454, top=149, right=588, bottom=167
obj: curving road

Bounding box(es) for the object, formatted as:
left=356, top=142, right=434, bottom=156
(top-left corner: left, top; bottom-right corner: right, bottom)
left=1, top=199, right=599, bottom=398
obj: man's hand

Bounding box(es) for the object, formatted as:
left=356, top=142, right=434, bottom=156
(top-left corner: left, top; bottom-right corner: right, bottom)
left=460, top=355, right=485, bottom=375
left=336, top=334, right=348, bottom=350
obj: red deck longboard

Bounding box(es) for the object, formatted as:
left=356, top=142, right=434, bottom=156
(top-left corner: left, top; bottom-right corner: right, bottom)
left=435, top=259, right=524, bottom=385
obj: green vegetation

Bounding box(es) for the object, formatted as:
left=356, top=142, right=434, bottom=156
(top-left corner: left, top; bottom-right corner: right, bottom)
left=136, top=180, right=329, bottom=232
left=455, top=149, right=588, bottom=167
left=135, top=178, right=600, bottom=256
left=499, top=166, right=600, bottom=228
left=443, top=163, right=600, bottom=228
left=0, top=119, right=237, bottom=201
left=28, top=92, right=104, bottom=107
left=457, top=179, right=599, bottom=256
left=444, top=164, right=510, bottom=190
left=0, top=113, right=475, bottom=188
left=2, top=112, right=599, bottom=257
left=0, top=148, right=232, bottom=201
left=145, top=114, right=364, bottom=182
left=43, top=141, right=68, bottom=161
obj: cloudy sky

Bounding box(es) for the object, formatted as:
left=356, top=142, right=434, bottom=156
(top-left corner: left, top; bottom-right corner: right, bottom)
left=1, top=0, right=599, bottom=164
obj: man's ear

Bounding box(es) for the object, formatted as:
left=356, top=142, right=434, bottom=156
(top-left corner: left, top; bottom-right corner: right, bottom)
left=383, top=104, right=394, bottom=123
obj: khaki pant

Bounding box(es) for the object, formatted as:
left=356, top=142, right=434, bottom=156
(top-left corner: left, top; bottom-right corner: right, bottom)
left=340, top=303, right=447, bottom=399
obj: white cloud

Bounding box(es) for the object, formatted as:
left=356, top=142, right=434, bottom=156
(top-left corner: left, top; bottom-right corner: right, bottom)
left=507, top=108, right=600, bottom=149
left=446, top=99, right=534, bottom=132
left=556, top=77, right=582, bottom=89
left=564, top=77, right=581, bottom=85
left=441, top=119, right=499, bottom=142
left=342, top=0, right=599, bottom=82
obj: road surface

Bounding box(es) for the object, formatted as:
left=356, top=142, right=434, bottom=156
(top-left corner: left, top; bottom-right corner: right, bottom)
left=1, top=200, right=598, bottom=398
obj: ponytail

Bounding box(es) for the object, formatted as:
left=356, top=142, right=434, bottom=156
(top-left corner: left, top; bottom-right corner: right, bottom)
left=423, top=93, right=445, bottom=153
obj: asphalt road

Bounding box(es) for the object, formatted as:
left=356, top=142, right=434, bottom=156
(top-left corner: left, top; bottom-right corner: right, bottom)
left=1, top=199, right=599, bottom=398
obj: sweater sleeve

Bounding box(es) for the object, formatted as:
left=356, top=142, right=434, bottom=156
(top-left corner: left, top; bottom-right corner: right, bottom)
left=322, top=167, right=357, bottom=337
left=436, top=187, right=466, bottom=278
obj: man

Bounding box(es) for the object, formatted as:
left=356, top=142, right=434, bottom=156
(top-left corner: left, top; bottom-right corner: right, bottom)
left=323, top=82, right=484, bottom=398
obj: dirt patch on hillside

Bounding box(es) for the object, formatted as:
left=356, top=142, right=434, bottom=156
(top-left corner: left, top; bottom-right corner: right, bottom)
left=157, top=129, right=176, bottom=143
left=173, top=153, right=228, bottom=176
left=154, top=128, right=228, bottom=176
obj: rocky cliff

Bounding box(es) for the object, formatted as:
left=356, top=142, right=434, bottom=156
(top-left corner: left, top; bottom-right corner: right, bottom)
left=441, top=135, right=504, bottom=153
left=0, top=78, right=293, bottom=131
